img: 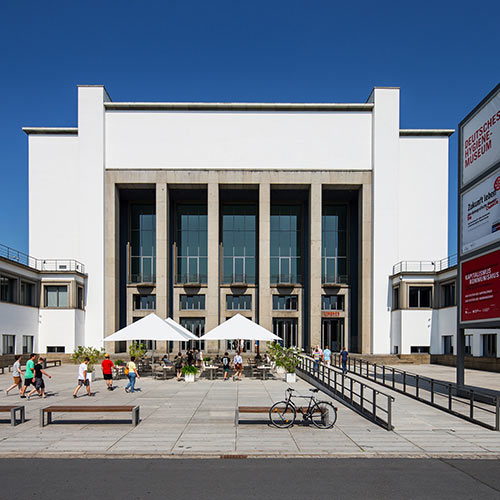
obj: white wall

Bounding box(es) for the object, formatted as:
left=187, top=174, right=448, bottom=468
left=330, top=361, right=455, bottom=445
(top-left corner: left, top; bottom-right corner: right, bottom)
left=38, top=309, right=78, bottom=353
left=400, top=310, right=432, bottom=354
left=105, top=111, right=372, bottom=170
left=399, top=137, right=449, bottom=261
left=0, top=303, right=39, bottom=354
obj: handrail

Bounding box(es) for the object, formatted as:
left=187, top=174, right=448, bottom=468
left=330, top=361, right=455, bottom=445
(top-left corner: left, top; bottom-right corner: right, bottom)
left=0, top=243, right=86, bottom=274
left=297, top=355, right=394, bottom=431
left=392, top=254, right=457, bottom=275
left=332, top=354, right=500, bottom=431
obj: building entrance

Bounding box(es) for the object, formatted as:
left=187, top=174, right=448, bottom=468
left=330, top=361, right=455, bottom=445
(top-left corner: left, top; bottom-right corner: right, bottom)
left=273, top=318, right=298, bottom=347
left=321, top=318, right=343, bottom=352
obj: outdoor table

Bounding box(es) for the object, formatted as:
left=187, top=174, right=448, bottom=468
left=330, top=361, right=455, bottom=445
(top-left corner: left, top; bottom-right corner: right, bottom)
left=256, top=365, right=272, bottom=380
left=205, top=366, right=219, bottom=380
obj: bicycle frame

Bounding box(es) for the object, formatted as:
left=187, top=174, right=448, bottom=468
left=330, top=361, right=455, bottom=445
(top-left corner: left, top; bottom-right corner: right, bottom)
left=283, top=391, right=318, bottom=420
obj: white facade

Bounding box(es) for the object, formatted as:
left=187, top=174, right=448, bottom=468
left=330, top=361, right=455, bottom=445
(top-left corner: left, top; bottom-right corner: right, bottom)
left=23, top=85, right=453, bottom=354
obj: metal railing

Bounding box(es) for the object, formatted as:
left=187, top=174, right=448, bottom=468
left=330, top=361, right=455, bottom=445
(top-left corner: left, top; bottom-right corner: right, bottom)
left=298, top=355, right=394, bottom=430
left=176, top=273, right=207, bottom=285
left=392, top=253, right=457, bottom=275
left=0, top=243, right=86, bottom=274
left=332, top=354, right=500, bottom=431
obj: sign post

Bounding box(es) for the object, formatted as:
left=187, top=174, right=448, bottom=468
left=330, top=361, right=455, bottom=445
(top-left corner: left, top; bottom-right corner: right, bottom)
left=458, top=83, right=500, bottom=388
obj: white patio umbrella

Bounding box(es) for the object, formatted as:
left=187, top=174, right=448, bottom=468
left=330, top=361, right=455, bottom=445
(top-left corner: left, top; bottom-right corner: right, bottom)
left=199, top=314, right=281, bottom=342
left=164, top=317, right=198, bottom=341
left=104, top=313, right=194, bottom=363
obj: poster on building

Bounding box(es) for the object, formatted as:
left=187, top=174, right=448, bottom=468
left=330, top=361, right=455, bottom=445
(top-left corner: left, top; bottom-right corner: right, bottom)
left=461, top=86, right=500, bottom=187
left=461, top=248, right=500, bottom=323
left=461, top=166, right=500, bottom=254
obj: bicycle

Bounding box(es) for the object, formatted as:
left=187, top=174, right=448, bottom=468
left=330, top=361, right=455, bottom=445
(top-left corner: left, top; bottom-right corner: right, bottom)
left=269, top=388, right=338, bottom=429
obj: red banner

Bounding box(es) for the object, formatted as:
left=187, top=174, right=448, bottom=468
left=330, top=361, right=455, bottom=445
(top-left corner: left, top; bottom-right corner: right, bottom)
left=461, top=249, right=500, bottom=322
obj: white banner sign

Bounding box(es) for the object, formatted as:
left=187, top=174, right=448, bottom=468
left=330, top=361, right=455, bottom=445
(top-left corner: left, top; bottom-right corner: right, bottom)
left=461, top=87, right=500, bottom=187
left=462, top=166, right=500, bottom=254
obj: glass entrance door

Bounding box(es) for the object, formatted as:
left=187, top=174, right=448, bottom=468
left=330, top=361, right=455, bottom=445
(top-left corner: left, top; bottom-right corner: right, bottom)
left=321, top=318, right=343, bottom=352
left=273, top=318, right=298, bottom=347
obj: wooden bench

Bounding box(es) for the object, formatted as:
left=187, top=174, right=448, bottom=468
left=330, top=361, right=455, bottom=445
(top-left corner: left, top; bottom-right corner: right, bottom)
left=235, top=405, right=323, bottom=426
left=40, top=405, right=140, bottom=427
left=44, top=360, right=62, bottom=368
left=0, top=405, right=25, bottom=426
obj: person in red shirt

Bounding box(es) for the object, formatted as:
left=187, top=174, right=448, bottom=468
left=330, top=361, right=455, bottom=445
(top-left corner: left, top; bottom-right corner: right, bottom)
left=101, top=354, right=115, bottom=391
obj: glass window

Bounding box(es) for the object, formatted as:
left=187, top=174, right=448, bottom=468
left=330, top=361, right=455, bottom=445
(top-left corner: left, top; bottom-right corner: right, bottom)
left=465, top=335, right=473, bottom=356
left=273, top=295, right=298, bottom=311
left=442, top=282, right=456, bottom=308
left=410, top=346, right=430, bottom=353
left=20, top=282, right=35, bottom=306
left=115, top=341, right=127, bottom=353
left=180, top=295, right=206, bottom=310
left=322, top=205, right=348, bottom=284
left=44, top=285, right=68, bottom=308
left=180, top=318, right=205, bottom=350
left=0, top=275, right=16, bottom=303
left=321, top=295, right=344, bottom=311
left=77, top=286, right=84, bottom=310
left=222, top=205, right=257, bottom=284
left=482, top=334, right=497, bottom=358
left=47, top=346, right=65, bottom=353
left=272, top=318, right=298, bottom=347
left=133, top=294, right=156, bottom=310
left=2, top=335, right=15, bottom=354
left=392, top=287, right=399, bottom=310
left=270, top=205, right=302, bottom=284
left=409, top=286, right=432, bottom=308
left=130, top=204, right=156, bottom=284
left=22, top=335, right=34, bottom=354
left=226, top=295, right=252, bottom=310
left=443, top=335, right=453, bottom=355
left=176, top=205, right=208, bottom=284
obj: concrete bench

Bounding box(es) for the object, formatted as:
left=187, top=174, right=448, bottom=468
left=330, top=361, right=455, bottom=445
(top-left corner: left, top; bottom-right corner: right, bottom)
left=40, top=405, right=140, bottom=427
left=0, top=405, right=25, bottom=426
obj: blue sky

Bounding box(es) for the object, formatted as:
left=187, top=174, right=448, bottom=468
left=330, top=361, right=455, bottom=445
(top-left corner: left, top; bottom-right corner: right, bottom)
left=1, top=0, right=499, bottom=256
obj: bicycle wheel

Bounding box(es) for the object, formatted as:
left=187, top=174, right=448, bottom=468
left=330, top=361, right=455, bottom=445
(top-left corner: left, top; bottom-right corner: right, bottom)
left=269, top=401, right=296, bottom=428
left=311, top=401, right=337, bottom=429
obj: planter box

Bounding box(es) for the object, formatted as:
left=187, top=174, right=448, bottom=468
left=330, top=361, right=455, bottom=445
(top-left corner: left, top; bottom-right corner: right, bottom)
left=184, top=373, right=195, bottom=383
left=285, top=372, right=296, bottom=384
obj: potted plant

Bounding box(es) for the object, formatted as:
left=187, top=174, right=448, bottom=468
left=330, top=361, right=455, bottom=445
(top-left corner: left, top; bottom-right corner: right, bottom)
left=71, top=346, right=105, bottom=381
left=267, top=343, right=300, bottom=383
left=181, top=365, right=199, bottom=382
left=128, top=342, right=147, bottom=360
left=267, top=342, right=286, bottom=374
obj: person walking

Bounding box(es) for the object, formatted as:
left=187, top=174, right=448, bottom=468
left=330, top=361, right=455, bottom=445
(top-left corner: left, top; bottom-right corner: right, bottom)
left=312, top=346, right=322, bottom=373
left=197, top=349, right=204, bottom=370
left=101, top=354, right=115, bottom=391
left=125, top=356, right=140, bottom=393
left=233, top=351, right=243, bottom=381
left=6, top=355, right=23, bottom=395
left=222, top=352, right=231, bottom=381
left=186, top=349, right=194, bottom=366
left=174, top=352, right=183, bottom=381
left=73, top=357, right=93, bottom=398
left=20, top=353, right=37, bottom=398
left=323, top=345, right=332, bottom=366
left=340, top=346, right=349, bottom=374
left=27, top=357, right=51, bottom=399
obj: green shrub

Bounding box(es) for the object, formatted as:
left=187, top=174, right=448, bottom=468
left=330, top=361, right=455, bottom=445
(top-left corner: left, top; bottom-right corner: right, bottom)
left=267, top=342, right=300, bottom=373
left=114, top=359, right=125, bottom=366
left=71, top=346, right=105, bottom=373
left=181, top=365, right=199, bottom=376
left=128, top=341, right=147, bottom=360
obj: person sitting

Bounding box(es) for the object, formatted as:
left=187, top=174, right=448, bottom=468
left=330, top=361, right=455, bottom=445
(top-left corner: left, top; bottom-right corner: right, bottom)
left=161, top=354, right=169, bottom=364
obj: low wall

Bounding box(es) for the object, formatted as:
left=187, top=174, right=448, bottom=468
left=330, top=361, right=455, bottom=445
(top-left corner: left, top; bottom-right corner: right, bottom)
left=431, top=354, right=500, bottom=373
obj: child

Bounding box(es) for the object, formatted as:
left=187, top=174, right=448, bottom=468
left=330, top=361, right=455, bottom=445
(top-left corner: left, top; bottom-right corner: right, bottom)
left=73, top=357, right=93, bottom=398
left=27, top=357, right=52, bottom=399
left=222, top=352, right=231, bottom=381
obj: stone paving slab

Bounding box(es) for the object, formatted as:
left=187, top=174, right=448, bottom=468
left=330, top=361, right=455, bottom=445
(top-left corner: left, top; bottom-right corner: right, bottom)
left=2, top=364, right=500, bottom=457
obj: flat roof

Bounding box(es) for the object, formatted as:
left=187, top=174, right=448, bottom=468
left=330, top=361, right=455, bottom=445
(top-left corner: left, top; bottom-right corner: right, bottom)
left=399, top=129, right=455, bottom=137
left=22, top=127, right=78, bottom=135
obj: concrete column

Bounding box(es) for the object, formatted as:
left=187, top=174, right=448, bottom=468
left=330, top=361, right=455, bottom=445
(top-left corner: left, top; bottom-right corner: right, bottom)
left=309, top=183, right=322, bottom=349
left=105, top=182, right=119, bottom=344
left=360, top=181, right=372, bottom=354
left=258, top=182, right=272, bottom=331
left=155, top=183, right=168, bottom=353
left=206, top=182, right=219, bottom=334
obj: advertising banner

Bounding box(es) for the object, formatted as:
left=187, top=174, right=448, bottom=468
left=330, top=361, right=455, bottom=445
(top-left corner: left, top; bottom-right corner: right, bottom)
left=461, top=249, right=500, bottom=323
left=461, top=166, right=500, bottom=254
left=461, top=86, right=500, bottom=187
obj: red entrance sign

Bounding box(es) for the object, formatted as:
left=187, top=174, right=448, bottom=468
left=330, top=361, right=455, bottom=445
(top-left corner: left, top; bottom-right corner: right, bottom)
left=461, top=248, right=500, bottom=322
left=322, top=311, right=341, bottom=317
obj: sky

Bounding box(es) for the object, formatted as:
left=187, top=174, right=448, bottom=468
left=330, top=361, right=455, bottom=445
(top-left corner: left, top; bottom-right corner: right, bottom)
left=1, top=0, right=499, bottom=257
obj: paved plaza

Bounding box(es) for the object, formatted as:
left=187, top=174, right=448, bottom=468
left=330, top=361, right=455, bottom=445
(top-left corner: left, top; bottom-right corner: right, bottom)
left=2, top=363, right=500, bottom=457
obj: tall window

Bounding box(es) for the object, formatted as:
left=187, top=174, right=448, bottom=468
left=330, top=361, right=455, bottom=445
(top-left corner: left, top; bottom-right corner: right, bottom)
left=176, top=205, right=207, bottom=284
left=273, top=295, right=298, bottom=311
left=180, top=318, right=205, bottom=350
left=130, top=204, right=156, bottom=283
left=465, top=335, right=473, bottom=356
left=134, top=294, right=156, bottom=310
left=322, top=295, right=344, bottom=311
left=442, top=282, right=456, bottom=307
left=180, top=295, right=205, bottom=310
left=22, top=335, right=34, bottom=354
left=44, top=285, right=68, bottom=308
left=273, top=318, right=298, bottom=347
left=482, top=334, right=497, bottom=358
left=2, top=335, right=15, bottom=354
left=21, top=282, right=34, bottom=306
left=77, top=286, right=84, bottom=310
left=0, top=275, right=16, bottom=303
left=409, top=286, right=432, bottom=308
left=226, top=295, right=252, bottom=311
left=222, top=205, right=256, bottom=284
left=392, top=287, right=399, bottom=310
left=443, top=335, right=453, bottom=355
left=322, top=205, right=348, bottom=284
left=270, top=205, right=302, bottom=284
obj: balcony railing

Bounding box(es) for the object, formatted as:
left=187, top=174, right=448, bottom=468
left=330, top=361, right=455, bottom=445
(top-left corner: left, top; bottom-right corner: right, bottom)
left=322, top=273, right=349, bottom=285
left=176, top=273, right=207, bottom=285
left=0, top=243, right=86, bottom=274
left=271, top=273, right=302, bottom=285
left=392, top=254, right=458, bottom=275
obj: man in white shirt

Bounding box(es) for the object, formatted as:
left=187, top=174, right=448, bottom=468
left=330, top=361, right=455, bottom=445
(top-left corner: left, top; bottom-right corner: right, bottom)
left=72, top=357, right=93, bottom=398
left=233, top=352, right=243, bottom=381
